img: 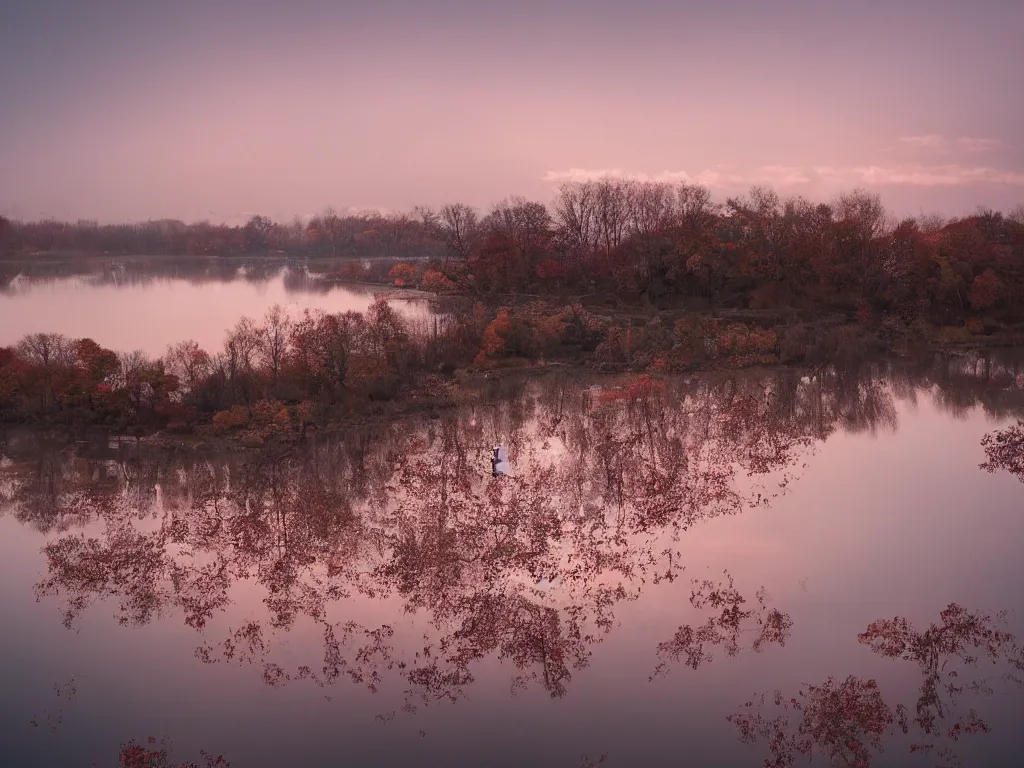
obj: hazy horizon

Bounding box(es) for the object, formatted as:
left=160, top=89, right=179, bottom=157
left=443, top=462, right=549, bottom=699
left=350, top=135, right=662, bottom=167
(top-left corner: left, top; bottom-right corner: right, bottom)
left=2, top=0, right=1022, bottom=225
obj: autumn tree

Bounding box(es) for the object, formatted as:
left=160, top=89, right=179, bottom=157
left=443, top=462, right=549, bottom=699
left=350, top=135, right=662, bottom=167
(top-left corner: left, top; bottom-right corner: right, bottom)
left=286, top=310, right=362, bottom=399
left=968, top=269, right=1001, bottom=311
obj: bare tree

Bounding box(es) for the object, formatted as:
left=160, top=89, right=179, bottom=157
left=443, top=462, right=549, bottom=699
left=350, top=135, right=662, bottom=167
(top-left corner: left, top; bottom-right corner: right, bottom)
left=17, top=333, right=76, bottom=411
left=676, top=183, right=717, bottom=231
left=552, top=181, right=599, bottom=252
left=627, top=181, right=675, bottom=238
left=114, top=349, right=152, bottom=416
left=483, top=197, right=552, bottom=259
left=165, top=340, right=212, bottom=398
left=223, top=317, right=260, bottom=407
left=916, top=212, right=947, bottom=235
left=436, top=203, right=480, bottom=270
left=593, top=177, right=631, bottom=256
left=1008, top=203, right=1024, bottom=227
left=833, top=188, right=891, bottom=238
left=257, top=304, right=292, bottom=386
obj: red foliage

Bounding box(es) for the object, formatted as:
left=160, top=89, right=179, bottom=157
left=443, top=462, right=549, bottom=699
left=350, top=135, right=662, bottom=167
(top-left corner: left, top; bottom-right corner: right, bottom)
left=118, top=736, right=229, bottom=768
left=597, top=374, right=666, bottom=404
left=980, top=421, right=1024, bottom=481
left=535, top=259, right=568, bottom=281
left=968, top=269, right=1001, bottom=311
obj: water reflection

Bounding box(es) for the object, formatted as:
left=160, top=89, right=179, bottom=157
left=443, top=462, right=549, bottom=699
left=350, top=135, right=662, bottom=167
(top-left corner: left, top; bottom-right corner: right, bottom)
left=649, top=571, right=793, bottom=678
left=730, top=604, right=1024, bottom=767
left=0, top=267, right=428, bottom=354
left=981, top=419, right=1024, bottom=483
left=2, top=355, right=1024, bottom=765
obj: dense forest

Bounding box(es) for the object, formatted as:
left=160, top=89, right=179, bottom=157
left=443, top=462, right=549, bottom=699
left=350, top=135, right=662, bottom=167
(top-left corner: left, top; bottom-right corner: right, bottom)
left=4, top=182, right=1024, bottom=327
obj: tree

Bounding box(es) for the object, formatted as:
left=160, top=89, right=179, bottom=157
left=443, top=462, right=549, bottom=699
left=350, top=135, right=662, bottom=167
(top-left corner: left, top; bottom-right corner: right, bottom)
left=478, top=197, right=553, bottom=291
left=436, top=203, right=480, bottom=272
left=0, top=215, right=10, bottom=253
left=16, top=333, right=75, bottom=412
left=553, top=181, right=599, bottom=252
left=243, top=215, right=274, bottom=251
left=223, top=317, right=260, bottom=409
left=165, top=340, right=212, bottom=398
left=256, top=304, right=292, bottom=386
left=627, top=180, right=675, bottom=238
left=1009, top=203, right=1024, bottom=227
left=968, top=269, right=1001, bottom=311
left=287, top=310, right=361, bottom=399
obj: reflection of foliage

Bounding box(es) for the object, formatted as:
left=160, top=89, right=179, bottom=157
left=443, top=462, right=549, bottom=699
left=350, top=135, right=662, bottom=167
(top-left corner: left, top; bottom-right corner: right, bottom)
left=12, top=370, right=822, bottom=712
left=118, top=736, right=229, bottom=768
left=980, top=420, right=1024, bottom=481
left=858, top=603, right=1024, bottom=752
left=729, top=676, right=900, bottom=768
left=10, top=360, right=1022, bottom=729
left=650, top=570, right=792, bottom=678
left=29, top=676, right=77, bottom=732
left=731, top=605, right=1024, bottom=767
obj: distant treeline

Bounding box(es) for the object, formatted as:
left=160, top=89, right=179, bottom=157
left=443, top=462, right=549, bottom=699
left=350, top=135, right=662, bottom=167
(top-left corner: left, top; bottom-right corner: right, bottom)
left=0, top=210, right=440, bottom=261
left=3, top=183, right=1024, bottom=327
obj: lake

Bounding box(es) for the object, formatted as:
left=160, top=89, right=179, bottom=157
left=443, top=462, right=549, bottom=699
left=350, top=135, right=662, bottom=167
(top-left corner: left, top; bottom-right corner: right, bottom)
left=0, top=258, right=427, bottom=356
left=2, top=357, right=1024, bottom=767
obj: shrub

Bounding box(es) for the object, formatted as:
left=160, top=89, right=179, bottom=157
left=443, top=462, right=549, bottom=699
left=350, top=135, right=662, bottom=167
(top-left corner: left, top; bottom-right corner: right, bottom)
left=421, top=269, right=456, bottom=293
left=212, top=405, right=249, bottom=434
left=388, top=263, right=418, bottom=287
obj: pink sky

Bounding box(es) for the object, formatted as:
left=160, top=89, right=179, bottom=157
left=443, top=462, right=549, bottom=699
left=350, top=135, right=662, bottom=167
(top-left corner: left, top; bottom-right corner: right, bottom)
left=1, top=0, right=1022, bottom=223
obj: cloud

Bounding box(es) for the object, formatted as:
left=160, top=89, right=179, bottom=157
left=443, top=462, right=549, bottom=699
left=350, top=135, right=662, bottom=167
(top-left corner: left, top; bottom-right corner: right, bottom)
left=815, top=164, right=1024, bottom=186
left=897, top=134, right=948, bottom=151
left=345, top=205, right=391, bottom=217
left=895, top=134, right=1003, bottom=155
left=541, top=168, right=631, bottom=183
left=541, top=165, right=811, bottom=188
left=957, top=137, right=1003, bottom=153
left=542, top=163, right=1024, bottom=190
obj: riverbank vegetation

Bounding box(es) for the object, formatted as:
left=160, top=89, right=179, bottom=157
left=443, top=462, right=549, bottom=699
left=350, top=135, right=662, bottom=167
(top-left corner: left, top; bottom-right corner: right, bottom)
left=4, top=182, right=1024, bottom=434
left=4, top=183, right=1024, bottom=335
left=0, top=291, right=1020, bottom=437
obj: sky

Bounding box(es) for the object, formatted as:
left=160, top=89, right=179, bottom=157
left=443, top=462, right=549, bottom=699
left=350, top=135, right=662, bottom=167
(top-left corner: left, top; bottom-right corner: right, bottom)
left=1, top=0, right=1022, bottom=224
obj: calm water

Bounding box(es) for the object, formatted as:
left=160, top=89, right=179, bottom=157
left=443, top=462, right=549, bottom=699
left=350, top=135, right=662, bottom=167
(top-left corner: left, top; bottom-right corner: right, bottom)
left=2, top=357, right=1023, bottom=767
left=0, top=262, right=426, bottom=355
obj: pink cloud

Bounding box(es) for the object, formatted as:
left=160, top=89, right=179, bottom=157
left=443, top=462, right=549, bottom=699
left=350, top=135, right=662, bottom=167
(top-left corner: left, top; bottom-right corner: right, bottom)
left=894, top=135, right=1004, bottom=155
left=897, top=134, right=948, bottom=151
left=956, top=137, right=1003, bottom=153
left=543, top=163, right=1024, bottom=190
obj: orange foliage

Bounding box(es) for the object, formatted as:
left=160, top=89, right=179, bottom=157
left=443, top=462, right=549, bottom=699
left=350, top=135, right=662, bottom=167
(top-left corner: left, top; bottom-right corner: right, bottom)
left=212, top=405, right=249, bottom=434
left=477, top=309, right=512, bottom=362
left=421, top=269, right=456, bottom=293
left=388, top=263, right=418, bottom=287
